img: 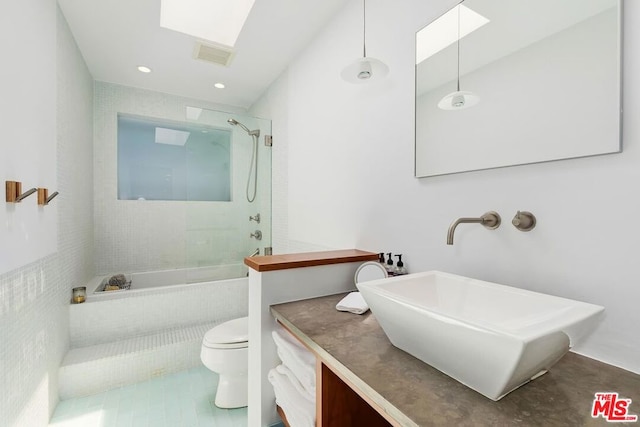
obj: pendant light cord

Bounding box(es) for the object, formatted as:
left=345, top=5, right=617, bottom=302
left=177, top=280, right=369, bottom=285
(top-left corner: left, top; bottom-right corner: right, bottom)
left=362, top=0, right=367, bottom=58
left=456, top=5, right=461, bottom=92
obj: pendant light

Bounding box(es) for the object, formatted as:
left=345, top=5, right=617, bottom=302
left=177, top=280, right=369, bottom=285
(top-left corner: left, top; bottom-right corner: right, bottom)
left=341, top=0, right=388, bottom=83
left=438, top=5, right=479, bottom=110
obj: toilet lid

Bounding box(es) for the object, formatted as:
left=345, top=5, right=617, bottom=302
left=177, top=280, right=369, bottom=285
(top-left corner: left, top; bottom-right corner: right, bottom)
left=203, top=317, right=248, bottom=347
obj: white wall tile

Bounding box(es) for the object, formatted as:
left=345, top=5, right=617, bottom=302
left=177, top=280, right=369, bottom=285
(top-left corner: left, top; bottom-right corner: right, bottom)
left=93, top=83, right=270, bottom=273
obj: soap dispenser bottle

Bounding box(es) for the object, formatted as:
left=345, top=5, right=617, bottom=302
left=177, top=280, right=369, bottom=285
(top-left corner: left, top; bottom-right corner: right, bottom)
left=394, top=254, right=407, bottom=276
left=385, top=252, right=395, bottom=276
left=378, top=252, right=386, bottom=266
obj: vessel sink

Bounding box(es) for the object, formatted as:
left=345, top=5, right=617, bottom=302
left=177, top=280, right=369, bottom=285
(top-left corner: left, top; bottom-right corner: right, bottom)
left=356, top=271, right=604, bottom=400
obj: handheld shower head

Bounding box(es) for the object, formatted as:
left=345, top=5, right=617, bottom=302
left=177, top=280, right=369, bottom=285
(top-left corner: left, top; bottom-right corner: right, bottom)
left=228, top=117, right=262, bottom=203
left=227, top=118, right=260, bottom=137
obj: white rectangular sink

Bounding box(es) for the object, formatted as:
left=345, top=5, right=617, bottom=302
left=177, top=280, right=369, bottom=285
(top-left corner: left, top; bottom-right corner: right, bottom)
left=356, top=271, right=604, bottom=400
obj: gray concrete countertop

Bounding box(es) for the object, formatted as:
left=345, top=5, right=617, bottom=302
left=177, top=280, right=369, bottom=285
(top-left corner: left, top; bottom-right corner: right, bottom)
left=271, top=293, right=640, bottom=427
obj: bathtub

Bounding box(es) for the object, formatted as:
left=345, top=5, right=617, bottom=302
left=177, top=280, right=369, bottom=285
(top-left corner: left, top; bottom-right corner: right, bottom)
left=70, top=265, right=248, bottom=348
left=87, top=264, right=248, bottom=299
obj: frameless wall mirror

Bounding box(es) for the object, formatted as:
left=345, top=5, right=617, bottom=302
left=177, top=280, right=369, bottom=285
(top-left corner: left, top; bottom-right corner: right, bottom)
left=415, top=0, right=622, bottom=177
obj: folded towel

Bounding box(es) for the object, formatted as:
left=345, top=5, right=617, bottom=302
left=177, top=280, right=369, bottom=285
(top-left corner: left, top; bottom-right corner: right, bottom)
left=272, top=325, right=316, bottom=395
left=268, top=367, right=315, bottom=427
left=336, top=291, right=369, bottom=315
left=276, top=364, right=315, bottom=403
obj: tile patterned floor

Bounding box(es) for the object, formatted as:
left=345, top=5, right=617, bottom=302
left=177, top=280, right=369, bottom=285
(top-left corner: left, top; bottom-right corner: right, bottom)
left=49, top=366, right=247, bottom=427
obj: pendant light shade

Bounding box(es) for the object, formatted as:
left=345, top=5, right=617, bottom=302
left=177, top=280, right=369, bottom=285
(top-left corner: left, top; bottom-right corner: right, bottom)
left=341, top=0, right=388, bottom=83
left=439, top=5, right=479, bottom=110
left=341, top=57, right=388, bottom=83
left=438, top=90, right=480, bottom=110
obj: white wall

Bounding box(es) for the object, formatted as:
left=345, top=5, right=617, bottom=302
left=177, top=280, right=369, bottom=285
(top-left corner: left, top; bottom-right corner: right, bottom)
left=0, top=0, right=57, bottom=274
left=0, top=5, right=95, bottom=426
left=250, top=0, right=640, bottom=373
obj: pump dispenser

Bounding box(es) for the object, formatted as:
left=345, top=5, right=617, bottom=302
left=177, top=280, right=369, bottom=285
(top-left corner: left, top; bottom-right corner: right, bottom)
left=378, top=252, right=385, bottom=265
left=394, top=254, right=407, bottom=276
left=385, top=252, right=395, bottom=276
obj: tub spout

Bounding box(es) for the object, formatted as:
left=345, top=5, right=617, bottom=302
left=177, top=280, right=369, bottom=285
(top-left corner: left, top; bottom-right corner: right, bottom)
left=447, top=211, right=501, bottom=245
left=249, top=248, right=260, bottom=257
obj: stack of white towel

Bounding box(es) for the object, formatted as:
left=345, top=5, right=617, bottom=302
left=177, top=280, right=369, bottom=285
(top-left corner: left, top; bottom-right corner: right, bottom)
left=268, top=324, right=316, bottom=427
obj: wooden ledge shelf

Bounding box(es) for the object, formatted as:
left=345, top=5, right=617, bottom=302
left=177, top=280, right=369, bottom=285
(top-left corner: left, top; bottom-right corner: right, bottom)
left=244, top=249, right=378, bottom=272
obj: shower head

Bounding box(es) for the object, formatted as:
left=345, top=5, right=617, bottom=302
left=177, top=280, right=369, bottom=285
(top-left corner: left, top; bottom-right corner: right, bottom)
left=227, top=118, right=260, bottom=137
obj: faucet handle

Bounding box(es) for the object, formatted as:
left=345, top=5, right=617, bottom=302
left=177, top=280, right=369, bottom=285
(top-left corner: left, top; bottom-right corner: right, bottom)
left=512, top=211, right=536, bottom=232
left=480, top=211, right=501, bottom=230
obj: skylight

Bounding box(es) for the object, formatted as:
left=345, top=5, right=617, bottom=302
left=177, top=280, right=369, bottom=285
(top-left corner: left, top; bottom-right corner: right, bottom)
left=155, top=127, right=190, bottom=146
left=160, top=0, right=256, bottom=48
left=416, top=5, right=490, bottom=65
left=185, top=106, right=203, bottom=121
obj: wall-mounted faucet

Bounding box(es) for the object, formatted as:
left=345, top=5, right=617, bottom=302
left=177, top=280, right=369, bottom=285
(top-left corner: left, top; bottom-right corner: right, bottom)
left=447, top=211, right=501, bottom=245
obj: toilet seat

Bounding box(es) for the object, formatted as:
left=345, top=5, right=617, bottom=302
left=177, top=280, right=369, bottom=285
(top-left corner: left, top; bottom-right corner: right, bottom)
left=203, top=317, right=248, bottom=349
left=203, top=341, right=248, bottom=349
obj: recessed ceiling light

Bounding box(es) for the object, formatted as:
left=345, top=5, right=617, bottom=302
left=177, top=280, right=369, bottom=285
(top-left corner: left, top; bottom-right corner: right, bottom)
left=137, top=66, right=152, bottom=73
left=160, top=0, right=255, bottom=47
left=214, top=83, right=225, bottom=89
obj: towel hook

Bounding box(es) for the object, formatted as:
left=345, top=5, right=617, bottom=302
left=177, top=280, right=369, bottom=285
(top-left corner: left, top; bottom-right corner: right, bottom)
left=37, top=188, right=59, bottom=206
left=5, top=181, right=37, bottom=203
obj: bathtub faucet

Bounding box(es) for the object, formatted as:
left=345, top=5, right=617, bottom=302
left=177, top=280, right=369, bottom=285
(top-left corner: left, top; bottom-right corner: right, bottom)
left=249, top=248, right=260, bottom=257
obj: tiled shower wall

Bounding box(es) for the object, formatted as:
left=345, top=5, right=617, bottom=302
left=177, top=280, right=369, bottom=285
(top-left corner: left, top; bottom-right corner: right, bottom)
left=0, top=7, right=94, bottom=427
left=93, top=83, right=257, bottom=274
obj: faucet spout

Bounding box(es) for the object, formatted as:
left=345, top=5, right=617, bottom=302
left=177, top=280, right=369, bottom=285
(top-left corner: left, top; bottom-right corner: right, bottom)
left=249, top=248, right=260, bottom=257
left=447, top=211, right=501, bottom=245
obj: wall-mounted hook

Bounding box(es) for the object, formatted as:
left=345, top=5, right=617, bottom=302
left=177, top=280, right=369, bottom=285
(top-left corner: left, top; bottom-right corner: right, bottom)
left=5, top=181, right=37, bottom=203
left=37, top=188, right=59, bottom=206
left=47, top=191, right=59, bottom=204
left=512, top=211, right=536, bottom=232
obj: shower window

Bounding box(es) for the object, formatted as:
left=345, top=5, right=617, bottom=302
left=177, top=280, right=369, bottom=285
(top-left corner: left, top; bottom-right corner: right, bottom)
left=117, top=114, right=231, bottom=201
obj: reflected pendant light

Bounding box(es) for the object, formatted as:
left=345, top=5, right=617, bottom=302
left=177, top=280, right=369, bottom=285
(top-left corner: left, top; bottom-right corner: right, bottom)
left=341, top=0, right=389, bottom=83
left=438, top=5, right=479, bottom=110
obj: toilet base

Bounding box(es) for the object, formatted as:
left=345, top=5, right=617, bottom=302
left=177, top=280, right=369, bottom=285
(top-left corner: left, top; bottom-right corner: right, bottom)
left=214, top=373, right=248, bottom=409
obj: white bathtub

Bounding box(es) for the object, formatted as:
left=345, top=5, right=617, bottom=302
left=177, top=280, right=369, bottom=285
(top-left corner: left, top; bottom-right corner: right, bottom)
left=87, top=264, right=248, bottom=299
left=71, top=266, right=248, bottom=348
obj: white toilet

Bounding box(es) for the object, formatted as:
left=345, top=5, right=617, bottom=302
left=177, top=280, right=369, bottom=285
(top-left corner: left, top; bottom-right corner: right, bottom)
left=200, top=316, right=249, bottom=408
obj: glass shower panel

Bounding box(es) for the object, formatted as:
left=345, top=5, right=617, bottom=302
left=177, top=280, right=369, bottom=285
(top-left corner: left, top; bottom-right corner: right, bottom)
left=183, top=107, right=272, bottom=283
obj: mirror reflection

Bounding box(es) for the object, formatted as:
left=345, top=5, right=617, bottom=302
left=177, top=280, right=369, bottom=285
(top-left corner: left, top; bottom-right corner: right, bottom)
left=415, top=0, right=622, bottom=177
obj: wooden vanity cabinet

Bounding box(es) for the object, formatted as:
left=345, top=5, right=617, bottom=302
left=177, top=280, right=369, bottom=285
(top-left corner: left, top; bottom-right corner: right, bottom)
left=317, top=361, right=392, bottom=427
left=276, top=321, right=396, bottom=427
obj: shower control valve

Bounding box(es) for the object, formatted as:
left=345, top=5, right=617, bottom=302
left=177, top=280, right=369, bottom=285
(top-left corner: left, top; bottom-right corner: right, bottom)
left=250, top=230, right=262, bottom=240
left=512, top=211, right=536, bottom=232
left=249, top=213, right=261, bottom=223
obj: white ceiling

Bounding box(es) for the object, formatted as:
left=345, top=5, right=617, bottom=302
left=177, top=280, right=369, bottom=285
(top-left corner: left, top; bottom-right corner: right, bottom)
left=57, top=0, right=348, bottom=109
